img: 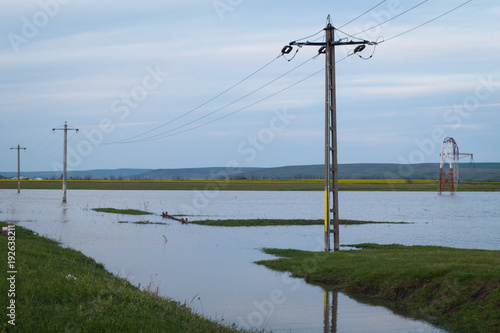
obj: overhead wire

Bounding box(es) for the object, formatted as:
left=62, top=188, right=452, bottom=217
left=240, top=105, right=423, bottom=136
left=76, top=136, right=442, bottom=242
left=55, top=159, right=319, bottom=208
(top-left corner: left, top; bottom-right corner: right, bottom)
left=114, top=54, right=320, bottom=144
left=38, top=140, right=64, bottom=159
left=338, top=0, right=387, bottom=29
left=105, top=54, right=284, bottom=145
left=103, top=2, right=395, bottom=145
left=135, top=53, right=356, bottom=142
left=380, top=0, right=473, bottom=43
left=293, top=29, right=325, bottom=43
left=29, top=131, right=53, bottom=154
left=295, top=0, right=389, bottom=44
left=168, top=1, right=474, bottom=140
left=29, top=131, right=63, bottom=158
left=104, top=1, right=472, bottom=145
left=352, top=0, right=430, bottom=37
left=336, top=27, right=371, bottom=43
left=160, top=0, right=472, bottom=141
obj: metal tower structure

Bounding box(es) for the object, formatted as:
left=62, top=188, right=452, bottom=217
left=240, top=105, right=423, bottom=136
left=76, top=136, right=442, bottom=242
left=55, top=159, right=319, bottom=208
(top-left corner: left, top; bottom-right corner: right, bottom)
left=438, top=137, right=473, bottom=195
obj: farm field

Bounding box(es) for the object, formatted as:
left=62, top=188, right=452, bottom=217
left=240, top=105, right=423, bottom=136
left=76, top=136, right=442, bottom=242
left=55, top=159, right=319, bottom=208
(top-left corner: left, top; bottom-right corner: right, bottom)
left=0, top=179, right=499, bottom=191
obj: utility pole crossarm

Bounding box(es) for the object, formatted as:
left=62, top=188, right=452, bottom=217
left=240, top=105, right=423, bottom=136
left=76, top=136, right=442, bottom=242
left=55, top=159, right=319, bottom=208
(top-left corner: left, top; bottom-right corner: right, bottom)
left=289, top=40, right=375, bottom=47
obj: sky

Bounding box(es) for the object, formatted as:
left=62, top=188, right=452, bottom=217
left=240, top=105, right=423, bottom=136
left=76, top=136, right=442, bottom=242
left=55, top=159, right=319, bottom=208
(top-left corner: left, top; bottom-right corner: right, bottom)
left=0, top=0, right=499, bottom=172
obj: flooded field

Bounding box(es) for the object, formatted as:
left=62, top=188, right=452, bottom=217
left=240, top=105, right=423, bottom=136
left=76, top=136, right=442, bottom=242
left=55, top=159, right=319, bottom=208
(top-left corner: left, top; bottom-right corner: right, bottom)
left=1, top=189, right=498, bottom=332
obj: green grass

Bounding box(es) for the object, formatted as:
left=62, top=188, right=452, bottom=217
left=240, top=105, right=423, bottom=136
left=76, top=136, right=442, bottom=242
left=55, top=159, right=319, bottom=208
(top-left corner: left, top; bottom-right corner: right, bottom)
left=0, top=222, right=255, bottom=332
left=189, top=219, right=412, bottom=227
left=92, top=208, right=153, bottom=215
left=257, top=244, right=500, bottom=333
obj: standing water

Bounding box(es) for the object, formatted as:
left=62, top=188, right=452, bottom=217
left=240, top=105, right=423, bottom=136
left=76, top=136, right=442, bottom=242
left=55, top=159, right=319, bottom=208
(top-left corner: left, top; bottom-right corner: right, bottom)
left=1, top=189, right=498, bottom=332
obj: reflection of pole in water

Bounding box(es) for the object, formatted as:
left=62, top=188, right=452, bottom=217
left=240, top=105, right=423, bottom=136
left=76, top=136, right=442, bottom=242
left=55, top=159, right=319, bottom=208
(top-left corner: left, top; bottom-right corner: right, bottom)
left=60, top=206, right=68, bottom=223
left=323, top=290, right=338, bottom=333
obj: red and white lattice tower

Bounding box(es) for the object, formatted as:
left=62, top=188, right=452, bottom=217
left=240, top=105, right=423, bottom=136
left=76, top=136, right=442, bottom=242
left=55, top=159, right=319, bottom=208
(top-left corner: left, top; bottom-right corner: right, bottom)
left=438, top=137, right=473, bottom=195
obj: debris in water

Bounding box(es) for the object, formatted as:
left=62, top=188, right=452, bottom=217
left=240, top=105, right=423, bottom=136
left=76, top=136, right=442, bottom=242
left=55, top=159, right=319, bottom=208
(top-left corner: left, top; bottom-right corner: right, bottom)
left=162, top=211, right=188, bottom=224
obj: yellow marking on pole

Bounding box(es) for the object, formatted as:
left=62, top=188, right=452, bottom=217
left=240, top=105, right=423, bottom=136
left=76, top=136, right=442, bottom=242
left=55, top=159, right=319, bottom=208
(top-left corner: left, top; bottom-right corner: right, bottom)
left=324, top=190, right=328, bottom=232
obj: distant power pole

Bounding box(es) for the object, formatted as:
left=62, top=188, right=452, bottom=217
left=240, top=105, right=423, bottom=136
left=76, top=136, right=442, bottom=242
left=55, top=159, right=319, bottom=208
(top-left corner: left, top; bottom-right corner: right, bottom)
left=10, top=144, right=26, bottom=193
left=52, top=121, right=79, bottom=203
left=283, top=16, right=376, bottom=251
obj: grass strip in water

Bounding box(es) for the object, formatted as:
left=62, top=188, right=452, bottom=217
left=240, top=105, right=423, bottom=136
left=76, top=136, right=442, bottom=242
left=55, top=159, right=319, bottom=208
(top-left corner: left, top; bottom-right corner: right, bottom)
left=0, top=222, right=251, bottom=332
left=256, top=243, right=500, bottom=333
left=189, top=219, right=412, bottom=227
left=92, top=208, right=153, bottom=215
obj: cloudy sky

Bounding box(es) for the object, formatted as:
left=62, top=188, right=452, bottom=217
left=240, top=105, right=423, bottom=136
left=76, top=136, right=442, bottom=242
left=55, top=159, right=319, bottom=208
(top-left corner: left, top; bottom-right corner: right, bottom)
left=1, top=0, right=499, bottom=172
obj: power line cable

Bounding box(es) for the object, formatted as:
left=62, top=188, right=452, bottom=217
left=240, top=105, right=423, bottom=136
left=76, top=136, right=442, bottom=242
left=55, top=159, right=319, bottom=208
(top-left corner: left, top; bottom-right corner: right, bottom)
left=104, top=2, right=472, bottom=145
left=381, top=0, right=472, bottom=43
left=105, top=4, right=389, bottom=146
left=106, top=54, right=283, bottom=144
left=352, top=0, right=429, bottom=37
left=30, top=131, right=53, bottom=154
left=113, top=54, right=319, bottom=144
left=38, top=141, right=64, bottom=159
left=338, top=0, right=387, bottom=29
left=126, top=69, right=324, bottom=142
left=30, top=131, right=63, bottom=158
left=336, top=28, right=371, bottom=43
left=119, top=54, right=355, bottom=143
left=152, top=1, right=473, bottom=140
left=293, top=29, right=325, bottom=43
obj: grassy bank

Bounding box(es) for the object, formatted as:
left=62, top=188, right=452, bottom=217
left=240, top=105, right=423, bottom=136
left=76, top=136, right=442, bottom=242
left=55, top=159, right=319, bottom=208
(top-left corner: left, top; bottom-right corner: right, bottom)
left=257, top=244, right=500, bottom=333
left=0, top=179, right=499, bottom=191
left=0, top=222, right=250, bottom=332
left=189, top=219, right=411, bottom=227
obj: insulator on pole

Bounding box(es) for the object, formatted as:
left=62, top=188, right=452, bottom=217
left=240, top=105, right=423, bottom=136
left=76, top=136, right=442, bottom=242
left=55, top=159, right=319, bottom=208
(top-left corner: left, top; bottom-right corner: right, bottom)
left=353, top=45, right=366, bottom=53
left=281, top=45, right=293, bottom=55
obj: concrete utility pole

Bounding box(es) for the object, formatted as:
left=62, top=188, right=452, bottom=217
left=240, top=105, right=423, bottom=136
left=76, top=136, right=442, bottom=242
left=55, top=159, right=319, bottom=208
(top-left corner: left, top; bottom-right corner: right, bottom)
left=283, top=16, right=376, bottom=251
left=10, top=144, right=26, bottom=193
left=52, top=121, right=78, bottom=203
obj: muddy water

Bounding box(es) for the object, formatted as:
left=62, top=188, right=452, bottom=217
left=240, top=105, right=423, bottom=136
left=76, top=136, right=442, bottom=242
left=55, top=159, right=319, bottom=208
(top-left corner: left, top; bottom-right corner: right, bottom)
left=2, top=189, right=498, bottom=332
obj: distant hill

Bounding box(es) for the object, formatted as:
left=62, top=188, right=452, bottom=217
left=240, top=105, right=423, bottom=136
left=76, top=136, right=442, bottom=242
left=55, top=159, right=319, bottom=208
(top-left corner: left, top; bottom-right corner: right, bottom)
left=1, top=163, right=499, bottom=181
left=135, top=167, right=261, bottom=180
left=234, top=163, right=500, bottom=182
